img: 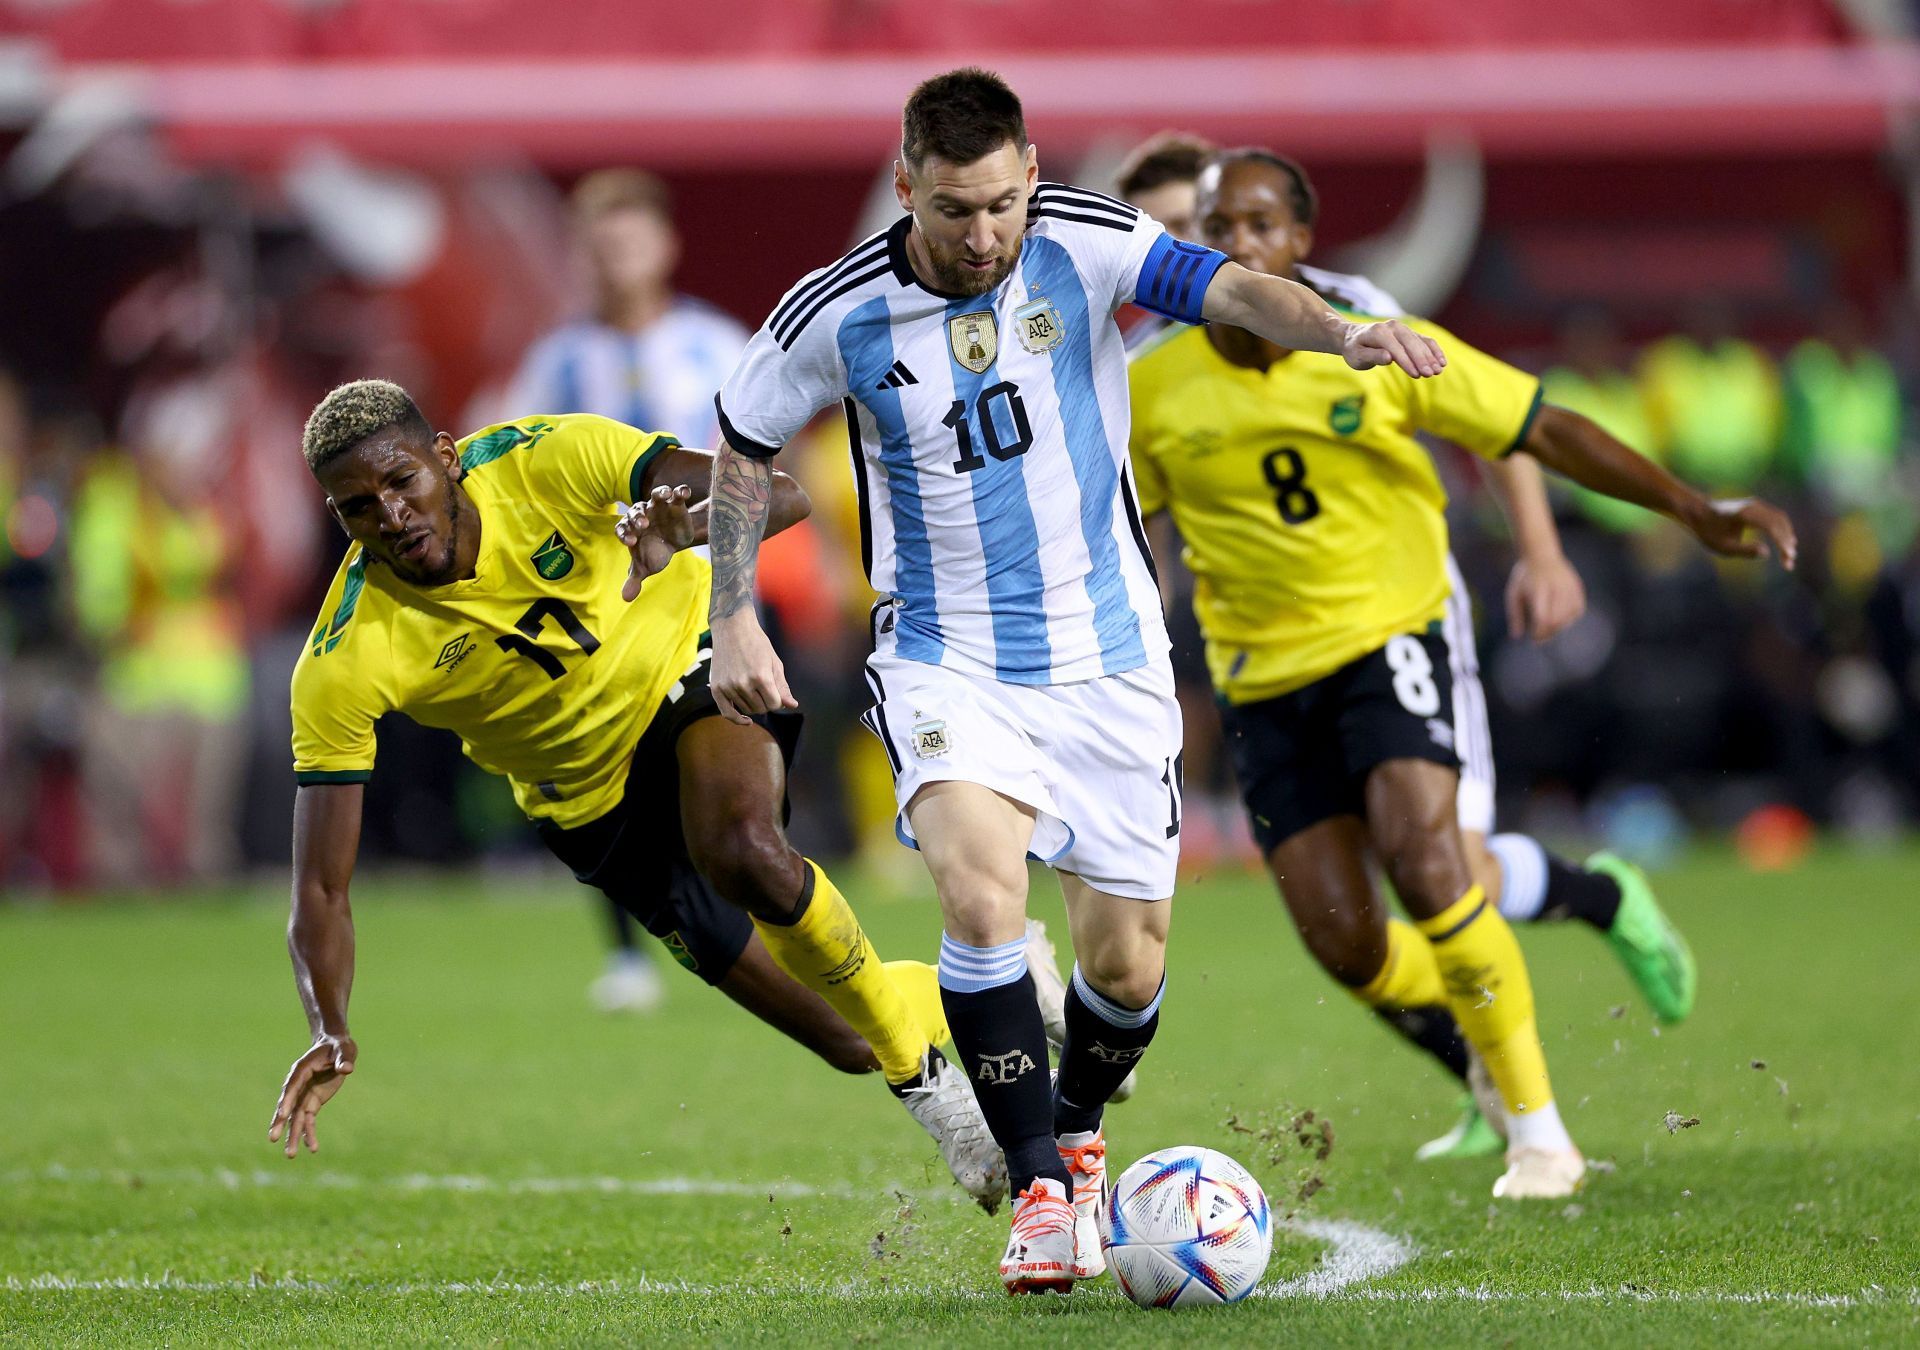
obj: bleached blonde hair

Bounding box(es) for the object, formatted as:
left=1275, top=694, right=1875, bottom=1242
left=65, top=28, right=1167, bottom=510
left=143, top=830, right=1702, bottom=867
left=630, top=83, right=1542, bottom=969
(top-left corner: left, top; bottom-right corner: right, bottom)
left=301, top=379, right=432, bottom=473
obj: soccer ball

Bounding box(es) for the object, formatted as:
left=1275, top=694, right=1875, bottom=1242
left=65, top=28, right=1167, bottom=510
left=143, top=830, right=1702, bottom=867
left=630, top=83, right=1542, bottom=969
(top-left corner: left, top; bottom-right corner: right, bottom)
left=1104, top=1145, right=1273, bottom=1308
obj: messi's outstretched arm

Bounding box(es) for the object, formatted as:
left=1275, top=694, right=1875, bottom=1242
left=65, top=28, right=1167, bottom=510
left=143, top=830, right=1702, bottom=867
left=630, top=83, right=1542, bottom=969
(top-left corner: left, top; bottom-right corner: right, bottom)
left=618, top=449, right=812, bottom=599
left=706, top=439, right=797, bottom=723
left=1482, top=453, right=1586, bottom=641
left=1200, top=263, right=1447, bottom=378
left=1521, top=405, right=1797, bottom=569
left=269, top=783, right=364, bottom=1158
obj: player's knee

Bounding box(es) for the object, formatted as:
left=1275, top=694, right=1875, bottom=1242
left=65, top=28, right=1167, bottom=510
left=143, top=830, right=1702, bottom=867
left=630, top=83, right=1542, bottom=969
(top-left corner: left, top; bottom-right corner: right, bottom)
left=929, top=864, right=1029, bottom=946
left=1381, top=842, right=1469, bottom=916
left=1077, top=930, right=1166, bottom=1009
left=691, top=815, right=802, bottom=920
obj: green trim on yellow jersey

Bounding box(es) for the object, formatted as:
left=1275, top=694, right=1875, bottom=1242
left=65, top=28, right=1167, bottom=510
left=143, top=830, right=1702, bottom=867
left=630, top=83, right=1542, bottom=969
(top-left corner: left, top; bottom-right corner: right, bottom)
left=310, top=551, right=368, bottom=657
left=627, top=434, right=681, bottom=503
left=295, top=768, right=373, bottom=786
left=459, top=419, right=555, bottom=474
left=1502, top=386, right=1545, bottom=457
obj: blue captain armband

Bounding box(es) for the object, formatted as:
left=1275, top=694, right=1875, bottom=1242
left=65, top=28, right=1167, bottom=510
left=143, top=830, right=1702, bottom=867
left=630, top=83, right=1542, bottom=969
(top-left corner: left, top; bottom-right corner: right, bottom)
left=1134, top=235, right=1230, bottom=324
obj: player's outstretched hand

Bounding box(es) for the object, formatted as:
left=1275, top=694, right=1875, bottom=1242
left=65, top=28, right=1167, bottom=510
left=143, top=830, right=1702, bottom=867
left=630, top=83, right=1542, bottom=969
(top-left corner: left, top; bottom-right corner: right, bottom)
left=617, top=484, right=701, bottom=601
left=709, top=614, right=798, bottom=724
left=268, top=1034, right=357, bottom=1159
left=1684, top=497, right=1798, bottom=570
left=1342, top=320, right=1447, bottom=378
left=1506, top=552, right=1587, bottom=642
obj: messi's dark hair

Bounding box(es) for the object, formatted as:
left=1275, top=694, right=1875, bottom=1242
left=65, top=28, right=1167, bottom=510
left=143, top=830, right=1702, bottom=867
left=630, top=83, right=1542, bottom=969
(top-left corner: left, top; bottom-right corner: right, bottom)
left=1210, top=147, right=1319, bottom=228
left=901, top=68, right=1027, bottom=167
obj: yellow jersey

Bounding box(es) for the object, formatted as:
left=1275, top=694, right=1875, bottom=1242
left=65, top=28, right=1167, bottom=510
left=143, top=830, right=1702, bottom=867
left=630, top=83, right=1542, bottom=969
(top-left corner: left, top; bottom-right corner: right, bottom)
left=1128, top=316, right=1540, bottom=703
left=290, top=413, right=707, bottom=827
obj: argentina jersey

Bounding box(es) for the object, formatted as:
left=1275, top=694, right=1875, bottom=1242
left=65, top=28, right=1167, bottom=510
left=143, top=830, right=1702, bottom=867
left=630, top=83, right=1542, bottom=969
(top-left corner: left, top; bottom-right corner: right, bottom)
left=716, top=183, right=1228, bottom=686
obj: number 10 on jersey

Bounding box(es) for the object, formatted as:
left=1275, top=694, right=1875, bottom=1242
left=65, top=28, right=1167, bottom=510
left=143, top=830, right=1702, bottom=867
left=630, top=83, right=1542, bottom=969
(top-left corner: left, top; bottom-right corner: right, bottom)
left=944, top=382, right=1034, bottom=474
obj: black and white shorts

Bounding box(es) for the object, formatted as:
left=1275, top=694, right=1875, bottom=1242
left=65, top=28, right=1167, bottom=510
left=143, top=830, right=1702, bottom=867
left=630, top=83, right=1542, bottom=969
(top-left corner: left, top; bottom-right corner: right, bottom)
left=1442, top=553, right=1496, bottom=836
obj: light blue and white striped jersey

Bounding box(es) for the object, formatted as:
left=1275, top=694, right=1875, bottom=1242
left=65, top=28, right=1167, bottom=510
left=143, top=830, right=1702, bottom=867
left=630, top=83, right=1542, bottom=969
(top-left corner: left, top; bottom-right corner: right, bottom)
left=717, top=184, right=1229, bottom=686
left=506, top=297, right=748, bottom=447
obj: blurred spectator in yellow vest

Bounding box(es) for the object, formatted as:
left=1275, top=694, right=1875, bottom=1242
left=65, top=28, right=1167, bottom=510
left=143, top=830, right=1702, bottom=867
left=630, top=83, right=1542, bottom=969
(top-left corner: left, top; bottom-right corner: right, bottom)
left=70, top=426, right=250, bottom=887
left=1782, top=300, right=1904, bottom=511
left=1639, top=302, right=1782, bottom=492
left=1542, top=309, right=1662, bottom=533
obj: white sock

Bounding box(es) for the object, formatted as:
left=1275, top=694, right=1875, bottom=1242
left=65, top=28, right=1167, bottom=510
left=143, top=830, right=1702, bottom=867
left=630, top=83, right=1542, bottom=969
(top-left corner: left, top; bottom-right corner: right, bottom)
left=1489, top=833, right=1550, bottom=922
left=1504, top=1097, right=1574, bottom=1153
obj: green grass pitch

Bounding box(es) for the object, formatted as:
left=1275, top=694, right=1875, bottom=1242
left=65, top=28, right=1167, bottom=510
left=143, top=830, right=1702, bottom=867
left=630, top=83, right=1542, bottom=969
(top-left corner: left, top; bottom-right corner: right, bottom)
left=3, top=847, right=1916, bottom=1346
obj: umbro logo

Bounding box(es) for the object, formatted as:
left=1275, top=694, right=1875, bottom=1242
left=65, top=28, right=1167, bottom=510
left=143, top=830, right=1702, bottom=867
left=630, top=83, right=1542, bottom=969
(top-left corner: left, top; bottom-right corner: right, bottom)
left=875, top=360, right=918, bottom=390
left=822, top=949, right=867, bottom=986
left=434, top=633, right=475, bottom=673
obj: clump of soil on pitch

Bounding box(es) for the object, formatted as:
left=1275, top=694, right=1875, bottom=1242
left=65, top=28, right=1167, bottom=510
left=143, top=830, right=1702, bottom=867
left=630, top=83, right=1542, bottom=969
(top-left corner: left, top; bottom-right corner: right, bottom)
left=1222, top=1106, right=1335, bottom=1215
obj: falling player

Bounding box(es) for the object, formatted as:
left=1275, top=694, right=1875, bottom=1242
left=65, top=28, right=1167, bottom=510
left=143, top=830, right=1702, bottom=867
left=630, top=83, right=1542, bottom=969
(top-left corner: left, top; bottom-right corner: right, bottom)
left=702, top=70, right=1445, bottom=1292
left=1128, top=147, right=1795, bottom=1197
left=1116, top=134, right=1707, bottom=1161
left=267, top=381, right=1008, bottom=1208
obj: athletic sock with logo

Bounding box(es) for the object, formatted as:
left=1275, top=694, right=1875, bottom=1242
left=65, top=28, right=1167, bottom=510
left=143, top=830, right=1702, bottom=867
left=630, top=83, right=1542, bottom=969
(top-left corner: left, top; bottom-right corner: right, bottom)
left=1352, top=918, right=1471, bottom=1083
left=1489, top=833, right=1623, bottom=931
left=1054, top=965, right=1163, bottom=1137
left=750, top=860, right=926, bottom=1086
left=1416, top=885, right=1569, bottom=1150
left=938, top=932, right=1068, bottom=1197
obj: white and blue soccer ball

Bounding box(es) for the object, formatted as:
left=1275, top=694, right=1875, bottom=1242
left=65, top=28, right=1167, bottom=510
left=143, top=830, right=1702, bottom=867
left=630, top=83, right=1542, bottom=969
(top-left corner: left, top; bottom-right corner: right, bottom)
left=1104, top=1145, right=1273, bottom=1308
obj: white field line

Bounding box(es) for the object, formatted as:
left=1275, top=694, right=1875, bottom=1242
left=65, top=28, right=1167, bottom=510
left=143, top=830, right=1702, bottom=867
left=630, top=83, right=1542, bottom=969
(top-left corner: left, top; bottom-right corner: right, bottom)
left=6, top=1167, right=1909, bottom=1310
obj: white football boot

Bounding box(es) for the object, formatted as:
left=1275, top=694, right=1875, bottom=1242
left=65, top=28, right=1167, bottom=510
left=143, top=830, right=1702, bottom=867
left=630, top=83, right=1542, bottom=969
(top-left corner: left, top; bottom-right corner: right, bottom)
left=1025, top=919, right=1137, bottom=1103
left=1057, top=1127, right=1109, bottom=1279
left=1493, top=1147, right=1588, bottom=1199
left=1000, top=1176, right=1078, bottom=1295
left=589, top=953, right=665, bottom=1014
left=898, top=1049, right=1008, bottom=1213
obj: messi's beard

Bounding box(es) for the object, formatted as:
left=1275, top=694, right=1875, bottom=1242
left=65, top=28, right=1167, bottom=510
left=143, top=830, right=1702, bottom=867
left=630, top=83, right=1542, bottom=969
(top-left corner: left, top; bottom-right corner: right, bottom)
left=927, top=239, right=1018, bottom=296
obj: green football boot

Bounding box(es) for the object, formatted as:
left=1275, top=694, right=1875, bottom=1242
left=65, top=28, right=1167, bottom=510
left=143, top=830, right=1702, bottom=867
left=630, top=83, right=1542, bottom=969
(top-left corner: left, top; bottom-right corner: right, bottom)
left=1415, top=1095, right=1506, bottom=1161
left=1587, top=850, right=1696, bottom=1024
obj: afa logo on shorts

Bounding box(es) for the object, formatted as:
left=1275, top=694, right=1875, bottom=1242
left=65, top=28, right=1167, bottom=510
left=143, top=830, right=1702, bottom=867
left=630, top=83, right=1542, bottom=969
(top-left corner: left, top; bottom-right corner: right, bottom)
left=911, top=718, right=950, bottom=759
left=1329, top=395, right=1365, bottom=436
left=531, top=530, right=575, bottom=580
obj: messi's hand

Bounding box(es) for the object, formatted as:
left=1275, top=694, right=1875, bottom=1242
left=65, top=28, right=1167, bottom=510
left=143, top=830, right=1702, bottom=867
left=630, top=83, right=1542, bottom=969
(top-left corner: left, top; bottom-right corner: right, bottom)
left=1506, top=552, right=1587, bottom=641
left=267, top=1034, right=356, bottom=1159
left=710, top=612, right=797, bottom=723
left=1342, top=320, right=1446, bottom=378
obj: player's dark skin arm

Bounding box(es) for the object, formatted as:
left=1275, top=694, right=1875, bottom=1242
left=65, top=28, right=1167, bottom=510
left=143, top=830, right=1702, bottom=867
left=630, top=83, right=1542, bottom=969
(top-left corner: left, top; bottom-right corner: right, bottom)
left=619, top=448, right=809, bottom=599
left=268, top=783, right=364, bottom=1157
left=1522, top=404, right=1798, bottom=569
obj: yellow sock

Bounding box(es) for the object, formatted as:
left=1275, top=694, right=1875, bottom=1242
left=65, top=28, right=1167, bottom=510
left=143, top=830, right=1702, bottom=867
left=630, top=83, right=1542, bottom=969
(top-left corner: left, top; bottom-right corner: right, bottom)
left=1414, top=885, right=1555, bottom=1116
left=883, top=959, right=950, bottom=1048
left=752, top=860, right=927, bottom=1085
left=1354, top=919, right=1447, bottom=1009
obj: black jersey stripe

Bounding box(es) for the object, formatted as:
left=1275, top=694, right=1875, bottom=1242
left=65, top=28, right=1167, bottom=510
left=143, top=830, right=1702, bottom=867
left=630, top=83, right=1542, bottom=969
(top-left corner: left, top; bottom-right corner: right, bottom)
left=1119, top=463, right=1159, bottom=588
left=775, top=260, right=893, bottom=351
left=1030, top=207, right=1135, bottom=233
left=1034, top=184, right=1136, bottom=219
left=844, top=396, right=873, bottom=582
left=769, top=236, right=889, bottom=342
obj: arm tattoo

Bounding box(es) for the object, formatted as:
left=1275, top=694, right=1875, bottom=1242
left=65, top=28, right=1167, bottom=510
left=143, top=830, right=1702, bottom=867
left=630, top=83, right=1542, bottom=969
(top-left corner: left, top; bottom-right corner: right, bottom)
left=708, top=443, right=773, bottom=622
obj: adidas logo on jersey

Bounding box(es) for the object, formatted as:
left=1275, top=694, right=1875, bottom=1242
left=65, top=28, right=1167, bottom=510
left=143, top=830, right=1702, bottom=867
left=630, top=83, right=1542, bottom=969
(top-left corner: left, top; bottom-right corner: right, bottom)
left=875, top=361, right=918, bottom=390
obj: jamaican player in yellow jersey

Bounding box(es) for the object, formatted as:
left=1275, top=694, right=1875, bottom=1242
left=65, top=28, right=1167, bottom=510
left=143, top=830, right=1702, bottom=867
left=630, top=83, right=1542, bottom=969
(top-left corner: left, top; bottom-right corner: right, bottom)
left=1128, top=150, right=1796, bottom=1199
left=266, top=381, right=1008, bottom=1209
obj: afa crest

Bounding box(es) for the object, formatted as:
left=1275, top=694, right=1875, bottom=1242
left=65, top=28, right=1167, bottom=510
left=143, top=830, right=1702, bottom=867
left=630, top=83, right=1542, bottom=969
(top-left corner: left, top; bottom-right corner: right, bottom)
left=1329, top=395, right=1365, bottom=436
left=1014, top=294, right=1065, bottom=355
left=531, top=530, right=575, bottom=580
left=948, top=310, right=997, bottom=374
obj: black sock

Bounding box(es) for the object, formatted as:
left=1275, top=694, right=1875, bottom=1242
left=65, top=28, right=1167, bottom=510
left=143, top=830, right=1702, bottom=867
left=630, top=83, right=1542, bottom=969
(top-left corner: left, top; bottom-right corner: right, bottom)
left=1541, top=854, right=1622, bottom=931
left=1371, top=1004, right=1470, bottom=1083
left=1054, top=969, right=1161, bottom=1137
left=942, top=973, right=1066, bottom=1196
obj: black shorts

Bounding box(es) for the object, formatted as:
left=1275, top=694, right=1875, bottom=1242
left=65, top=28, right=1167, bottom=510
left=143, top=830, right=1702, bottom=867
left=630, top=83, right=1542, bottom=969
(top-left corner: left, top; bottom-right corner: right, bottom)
left=534, top=646, right=803, bottom=986
left=1221, top=626, right=1460, bottom=852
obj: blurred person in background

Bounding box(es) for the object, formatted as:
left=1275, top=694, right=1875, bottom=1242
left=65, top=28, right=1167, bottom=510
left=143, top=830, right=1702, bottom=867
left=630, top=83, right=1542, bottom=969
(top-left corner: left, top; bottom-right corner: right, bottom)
left=1542, top=308, right=1663, bottom=535
left=1782, top=299, right=1905, bottom=515
left=503, top=169, right=749, bottom=1013
left=69, top=407, right=250, bottom=889
left=1640, top=300, right=1782, bottom=493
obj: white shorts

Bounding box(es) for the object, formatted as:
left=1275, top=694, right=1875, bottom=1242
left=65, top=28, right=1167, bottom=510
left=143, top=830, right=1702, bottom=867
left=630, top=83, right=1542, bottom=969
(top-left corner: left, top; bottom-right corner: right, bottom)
left=1442, top=553, right=1496, bottom=836
left=859, top=625, right=1185, bottom=902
